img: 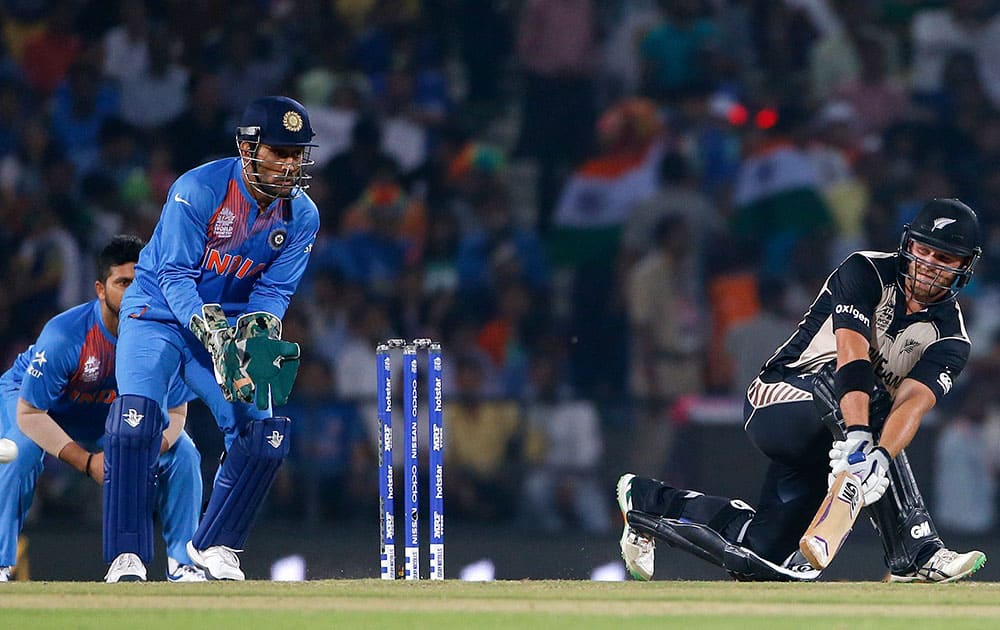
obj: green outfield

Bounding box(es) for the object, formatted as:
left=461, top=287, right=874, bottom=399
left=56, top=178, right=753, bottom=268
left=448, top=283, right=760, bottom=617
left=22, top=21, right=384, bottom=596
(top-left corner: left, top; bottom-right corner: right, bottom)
left=1, top=579, right=998, bottom=629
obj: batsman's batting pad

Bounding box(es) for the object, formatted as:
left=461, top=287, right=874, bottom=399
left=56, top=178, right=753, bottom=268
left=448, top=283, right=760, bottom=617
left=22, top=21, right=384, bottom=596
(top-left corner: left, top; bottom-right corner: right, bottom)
left=627, top=511, right=818, bottom=582
left=243, top=337, right=300, bottom=409
left=192, top=417, right=291, bottom=550
left=865, top=449, right=942, bottom=574
left=627, top=476, right=756, bottom=538
left=103, top=395, right=163, bottom=563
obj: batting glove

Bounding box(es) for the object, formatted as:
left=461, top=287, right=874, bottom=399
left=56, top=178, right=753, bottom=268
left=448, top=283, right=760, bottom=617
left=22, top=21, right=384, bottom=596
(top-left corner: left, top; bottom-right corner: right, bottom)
left=828, top=425, right=874, bottom=487
left=844, top=447, right=891, bottom=506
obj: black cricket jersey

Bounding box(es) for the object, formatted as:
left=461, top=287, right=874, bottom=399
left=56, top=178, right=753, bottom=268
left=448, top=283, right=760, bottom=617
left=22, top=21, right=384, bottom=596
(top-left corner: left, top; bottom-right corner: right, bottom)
left=758, top=251, right=970, bottom=402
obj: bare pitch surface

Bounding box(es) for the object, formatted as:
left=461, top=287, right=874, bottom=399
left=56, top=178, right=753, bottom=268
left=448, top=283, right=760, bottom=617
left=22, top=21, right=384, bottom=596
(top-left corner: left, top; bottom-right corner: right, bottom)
left=2, top=580, right=999, bottom=629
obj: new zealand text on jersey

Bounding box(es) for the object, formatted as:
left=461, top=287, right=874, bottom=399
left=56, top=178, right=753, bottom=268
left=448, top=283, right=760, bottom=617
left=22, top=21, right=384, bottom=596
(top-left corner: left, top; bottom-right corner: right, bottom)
left=201, top=248, right=266, bottom=279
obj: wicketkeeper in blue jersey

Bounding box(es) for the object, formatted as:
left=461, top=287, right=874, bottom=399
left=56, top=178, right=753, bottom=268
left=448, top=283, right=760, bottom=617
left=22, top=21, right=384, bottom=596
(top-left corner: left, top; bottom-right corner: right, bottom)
left=0, top=235, right=204, bottom=583
left=104, top=96, right=319, bottom=581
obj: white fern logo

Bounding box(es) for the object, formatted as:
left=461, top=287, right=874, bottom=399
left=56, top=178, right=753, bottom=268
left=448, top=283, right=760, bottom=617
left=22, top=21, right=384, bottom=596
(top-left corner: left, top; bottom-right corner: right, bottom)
left=937, top=371, right=953, bottom=394
left=932, top=217, right=956, bottom=231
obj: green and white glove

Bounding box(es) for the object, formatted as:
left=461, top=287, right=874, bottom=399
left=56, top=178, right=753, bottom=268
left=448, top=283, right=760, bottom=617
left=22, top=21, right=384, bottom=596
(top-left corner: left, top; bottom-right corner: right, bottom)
left=189, top=304, right=253, bottom=403
left=234, top=312, right=300, bottom=409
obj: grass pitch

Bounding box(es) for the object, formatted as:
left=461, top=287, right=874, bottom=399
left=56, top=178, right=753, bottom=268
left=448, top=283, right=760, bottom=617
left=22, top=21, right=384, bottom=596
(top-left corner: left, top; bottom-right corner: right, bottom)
left=1, top=579, right=998, bottom=629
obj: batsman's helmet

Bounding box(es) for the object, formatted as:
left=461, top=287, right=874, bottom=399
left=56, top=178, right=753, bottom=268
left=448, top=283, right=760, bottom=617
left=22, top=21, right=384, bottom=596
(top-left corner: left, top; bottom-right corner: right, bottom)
left=897, top=198, right=982, bottom=303
left=236, top=96, right=316, bottom=198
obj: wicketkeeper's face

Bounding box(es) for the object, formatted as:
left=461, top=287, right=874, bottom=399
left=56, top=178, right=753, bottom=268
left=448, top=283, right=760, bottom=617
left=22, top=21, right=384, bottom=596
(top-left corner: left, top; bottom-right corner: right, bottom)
left=241, top=141, right=312, bottom=199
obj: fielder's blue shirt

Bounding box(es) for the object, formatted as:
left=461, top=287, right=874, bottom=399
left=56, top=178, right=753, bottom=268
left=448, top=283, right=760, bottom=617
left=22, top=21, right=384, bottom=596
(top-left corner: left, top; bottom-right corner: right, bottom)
left=123, top=157, right=319, bottom=325
left=0, top=300, right=191, bottom=442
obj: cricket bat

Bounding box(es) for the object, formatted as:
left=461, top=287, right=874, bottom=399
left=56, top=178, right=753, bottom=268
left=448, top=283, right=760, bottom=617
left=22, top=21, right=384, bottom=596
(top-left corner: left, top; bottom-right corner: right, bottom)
left=799, top=469, right=864, bottom=570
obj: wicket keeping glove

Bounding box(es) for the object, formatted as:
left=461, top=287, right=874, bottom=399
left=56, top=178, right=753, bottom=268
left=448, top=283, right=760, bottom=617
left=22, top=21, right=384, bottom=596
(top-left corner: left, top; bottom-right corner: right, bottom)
left=841, top=446, right=891, bottom=506
left=244, top=336, right=300, bottom=409
left=189, top=304, right=253, bottom=403
left=234, top=312, right=300, bottom=409
left=828, top=425, right=873, bottom=487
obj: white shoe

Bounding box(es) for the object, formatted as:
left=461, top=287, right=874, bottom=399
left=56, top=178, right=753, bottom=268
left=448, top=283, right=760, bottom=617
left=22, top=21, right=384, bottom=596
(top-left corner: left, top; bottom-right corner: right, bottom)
left=186, top=541, right=245, bottom=581
left=0, top=566, right=10, bottom=582
left=105, top=553, right=147, bottom=583
left=617, top=473, right=655, bottom=580
left=167, top=557, right=207, bottom=582
left=889, top=547, right=987, bottom=583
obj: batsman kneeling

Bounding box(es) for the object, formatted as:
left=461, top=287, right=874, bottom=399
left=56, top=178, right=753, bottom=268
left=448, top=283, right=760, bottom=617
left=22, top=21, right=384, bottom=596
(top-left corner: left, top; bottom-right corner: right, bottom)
left=104, top=95, right=318, bottom=582
left=618, top=199, right=987, bottom=583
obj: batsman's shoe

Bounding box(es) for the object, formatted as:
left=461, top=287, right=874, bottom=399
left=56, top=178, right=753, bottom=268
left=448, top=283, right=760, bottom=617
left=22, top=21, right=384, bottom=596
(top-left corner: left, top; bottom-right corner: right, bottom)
left=105, top=552, right=147, bottom=583
left=617, top=473, right=655, bottom=580
left=889, top=547, right=987, bottom=584
left=187, top=541, right=245, bottom=581
left=167, top=557, right=207, bottom=582
left=0, top=566, right=10, bottom=582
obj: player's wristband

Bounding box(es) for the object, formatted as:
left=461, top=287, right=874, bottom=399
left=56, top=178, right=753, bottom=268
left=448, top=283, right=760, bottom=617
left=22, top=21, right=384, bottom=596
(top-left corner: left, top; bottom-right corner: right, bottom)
left=85, top=453, right=94, bottom=478
left=834, top=359, right=874, bottom=399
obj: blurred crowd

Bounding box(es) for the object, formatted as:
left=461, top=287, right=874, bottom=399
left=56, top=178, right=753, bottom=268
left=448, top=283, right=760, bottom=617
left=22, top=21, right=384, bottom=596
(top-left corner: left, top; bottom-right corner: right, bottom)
left=7, top=0, right=1000, bottom=535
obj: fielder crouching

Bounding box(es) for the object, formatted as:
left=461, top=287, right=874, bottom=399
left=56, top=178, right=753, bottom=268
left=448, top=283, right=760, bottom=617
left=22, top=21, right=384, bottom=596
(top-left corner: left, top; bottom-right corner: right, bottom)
left=617, top=198, right=987, bottom=583
left=104, top=96, right=316, bottom=582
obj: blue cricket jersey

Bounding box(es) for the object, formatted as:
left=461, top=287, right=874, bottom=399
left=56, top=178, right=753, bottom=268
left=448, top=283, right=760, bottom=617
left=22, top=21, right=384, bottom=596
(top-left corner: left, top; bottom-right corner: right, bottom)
left=0, top=300, right=191, bottom=442
left=122, top=157, right=319, bottom=326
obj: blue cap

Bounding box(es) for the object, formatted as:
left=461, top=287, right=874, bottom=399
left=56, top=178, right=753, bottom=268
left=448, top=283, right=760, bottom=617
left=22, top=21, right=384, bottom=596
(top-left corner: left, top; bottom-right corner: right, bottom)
left=237, top=96, right=316, bottom=147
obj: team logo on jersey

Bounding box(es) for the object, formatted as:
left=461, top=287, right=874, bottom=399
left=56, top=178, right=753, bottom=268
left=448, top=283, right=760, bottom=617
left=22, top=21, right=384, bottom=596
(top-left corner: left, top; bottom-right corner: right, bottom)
left=268, top=228, right=287, bottom=250
left=283, top=111, right=303, bottom=132
left=82, top=355, right=100, bottom=382
left=900, top=339, right=919, bottom=354
left=213, top=208, right=236, bottom=239
left=932, top=218, right=956, bottom=231
left=937, top=371, right=953, bottom=394
left=32, top=350, right=47, bottom=366
left=875, top=302, right=894, bottom=334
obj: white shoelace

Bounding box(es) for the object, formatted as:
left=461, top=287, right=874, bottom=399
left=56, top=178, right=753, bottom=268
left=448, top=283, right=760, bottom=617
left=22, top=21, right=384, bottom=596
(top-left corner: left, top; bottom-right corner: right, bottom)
left=628, top=530, right=655, bottom=552
left=113, top=555, right=142, bottom=572
left=931, top=549, right=958, bottom=565
left=174, top=565, right=203, bottom=578
left=212, top=546, right=240, bottom=567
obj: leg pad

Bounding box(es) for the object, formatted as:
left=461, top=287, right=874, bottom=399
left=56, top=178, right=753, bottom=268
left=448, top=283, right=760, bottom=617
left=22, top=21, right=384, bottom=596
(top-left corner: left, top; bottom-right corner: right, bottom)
left=192, top=417, right=290, bottom=550
left=628, top=511, right=819, bottom=582
left=866, top=450, right=941, bottom=574
left=103, top=395, right=163, bottom=563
